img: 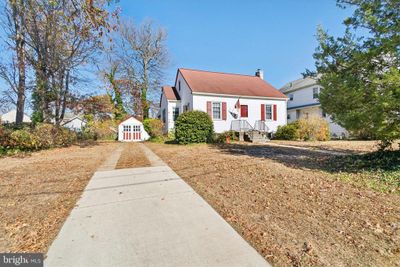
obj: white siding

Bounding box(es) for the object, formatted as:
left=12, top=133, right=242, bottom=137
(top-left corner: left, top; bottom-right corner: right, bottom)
left=285, top=85, right=348, bottom=137
left=63, top=118, right=86, bottom=131
left=287, top=85, right=320, bottom=109
left=165, top=101, right=180, bottom=133
left=175, top=72, right=193, bottom=111
left=192, top=94, right=287, bottom=133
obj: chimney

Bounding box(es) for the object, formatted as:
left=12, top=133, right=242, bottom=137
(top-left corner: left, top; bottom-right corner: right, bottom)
left=255, top=69, right=264, bottom=80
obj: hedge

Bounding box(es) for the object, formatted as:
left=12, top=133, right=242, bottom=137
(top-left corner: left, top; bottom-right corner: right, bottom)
left=274, top=117, right=330, bottom=141
left=0, top=123, right=77, bottom=154
left=175, top=111, right=214, bottom=144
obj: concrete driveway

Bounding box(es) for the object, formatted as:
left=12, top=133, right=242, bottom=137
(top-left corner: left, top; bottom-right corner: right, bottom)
left=45, top=144, right=270, bottom=267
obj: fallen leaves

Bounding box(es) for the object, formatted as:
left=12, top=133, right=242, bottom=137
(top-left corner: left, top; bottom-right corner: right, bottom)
left=0, top=142, right=119, bottom=253
left=147, top=142, right=400, bottom=267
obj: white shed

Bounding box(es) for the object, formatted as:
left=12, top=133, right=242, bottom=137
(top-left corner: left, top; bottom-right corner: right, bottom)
left=118, top=116, right=150, bottom=142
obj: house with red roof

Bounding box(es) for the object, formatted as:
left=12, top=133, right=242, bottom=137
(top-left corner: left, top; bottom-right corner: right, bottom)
left=159, top=68, right=288, bottom=139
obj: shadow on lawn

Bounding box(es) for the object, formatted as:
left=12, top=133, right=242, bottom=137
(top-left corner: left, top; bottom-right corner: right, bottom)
left=211, top=143, right=400, bottom=174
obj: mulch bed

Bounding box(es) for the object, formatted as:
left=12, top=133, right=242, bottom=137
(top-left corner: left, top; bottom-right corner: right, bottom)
left=115, top=142, right=151, bottom=169
left=0, top=142, right=119, bottom=253
left=147, top=142, right=400, bottom=267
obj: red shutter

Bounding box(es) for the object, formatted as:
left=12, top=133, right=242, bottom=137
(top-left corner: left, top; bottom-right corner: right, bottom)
left=273, top=104, right=277, bottom=121
left=206, top=101, right=212, bottom=117
left=222, top=102, right=227, bottom=120
left=261, top=104, right=265, bottom=121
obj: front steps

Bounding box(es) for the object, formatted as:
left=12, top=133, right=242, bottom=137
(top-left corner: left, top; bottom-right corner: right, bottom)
left=240, top=131, right=270, bottom=143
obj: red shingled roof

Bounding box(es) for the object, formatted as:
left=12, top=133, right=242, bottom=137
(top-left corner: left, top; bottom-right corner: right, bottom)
left=178, top=68, right=287, bottom=99
left=162, top=86, right=180, bottom=101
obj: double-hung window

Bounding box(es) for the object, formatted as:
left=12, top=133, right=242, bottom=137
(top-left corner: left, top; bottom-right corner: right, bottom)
left=265, top=105, right=272, bottom=120
left=212, top=102, right=222, bottom=120
left=162, top=109, right=166, bottom=123
left=313, top=87, right=319, bottom=99
left=173, top=107, right=179, bottom=121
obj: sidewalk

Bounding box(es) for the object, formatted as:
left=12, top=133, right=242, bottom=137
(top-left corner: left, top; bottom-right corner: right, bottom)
left=45, top=144, right=270, bottom=267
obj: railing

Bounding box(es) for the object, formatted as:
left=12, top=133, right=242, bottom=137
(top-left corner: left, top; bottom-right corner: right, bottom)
left=254, top=120, right=269, bottom=133
left=230, top=120, right=253, bottom=132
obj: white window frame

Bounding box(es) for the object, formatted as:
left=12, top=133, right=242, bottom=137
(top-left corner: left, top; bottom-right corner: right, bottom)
left=289, top=94, right=294, bottom=101
left=313, top=87, right=319, bottom=99
left=265, top=104, right=273, bottom=121
left=212, top=102, right=222, bottom=120
left=173, top=107, right=179, bottom=121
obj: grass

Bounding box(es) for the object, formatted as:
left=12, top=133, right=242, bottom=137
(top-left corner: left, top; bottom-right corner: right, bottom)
left=328, top=150, right=400, bottom=194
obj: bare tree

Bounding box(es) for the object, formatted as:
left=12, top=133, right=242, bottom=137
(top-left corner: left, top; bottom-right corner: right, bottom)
left=117, top=20, right=168, bottom=119
left=0, top=0, right=27, bottom=124
left=18, top=0, right=115, bottom=124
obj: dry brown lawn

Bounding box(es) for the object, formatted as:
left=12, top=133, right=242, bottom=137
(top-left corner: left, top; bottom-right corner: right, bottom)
left=0, top=142, right=119, bottom=253
left=115, top=142, right=151, bottom=169
left=147, top=142, right=400, bottom=267
left=271, top=140, right=399, bottom=153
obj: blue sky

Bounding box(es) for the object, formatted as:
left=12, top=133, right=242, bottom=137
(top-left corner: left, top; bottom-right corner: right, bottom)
left=119, top=0, right=352, bottom=88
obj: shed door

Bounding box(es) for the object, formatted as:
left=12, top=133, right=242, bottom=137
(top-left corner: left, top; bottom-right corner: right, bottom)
left=123, top=125, right=142, bottom=141
left=123, top=125, right=132, bottom=141
left=132, top=125, right=141, bottom=140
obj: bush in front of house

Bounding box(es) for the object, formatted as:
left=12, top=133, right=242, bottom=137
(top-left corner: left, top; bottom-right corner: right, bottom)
left=143, top=118, right=163, bottom=138
left=175, top=111, right=214, bottom=144
left=274, top=122, right=300, bottom=140
left=274, top=117, right=330, bottom=141
left=297, top=117, right=330, bottom=141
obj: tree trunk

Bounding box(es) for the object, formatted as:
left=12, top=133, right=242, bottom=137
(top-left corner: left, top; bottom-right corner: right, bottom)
left=142, top=61, right=149, bottom=119
left=60, top=70, right=69, bottom=122
left=11, top=0, right=26, bottom=124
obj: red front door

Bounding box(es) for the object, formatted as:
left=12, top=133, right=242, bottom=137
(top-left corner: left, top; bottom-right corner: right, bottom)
left=240, top=105, right=248, bottom=118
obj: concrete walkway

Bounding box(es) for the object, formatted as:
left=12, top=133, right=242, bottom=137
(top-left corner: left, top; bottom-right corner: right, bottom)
left=45, top=144, right=270, bottom=267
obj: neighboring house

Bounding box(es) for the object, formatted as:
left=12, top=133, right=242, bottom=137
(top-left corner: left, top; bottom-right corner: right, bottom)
left=61, top=116, right=87, bottom=132
left=0, top=109, right=31, bottom=124
left=118, top=116, right=150, bottom=142
left=280, top=76, right=348, bottom=138
left=159, top=68, right=288, bottom=137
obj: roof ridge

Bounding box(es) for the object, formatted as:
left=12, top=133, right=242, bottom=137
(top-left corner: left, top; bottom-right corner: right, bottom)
left=179, top=68, right=258, bottom=78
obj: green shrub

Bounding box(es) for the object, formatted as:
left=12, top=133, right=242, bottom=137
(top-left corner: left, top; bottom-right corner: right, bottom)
left=274, top=122, right=300, bottom=140
left=143, top=118, right=163, bottom=138
left=175, top=111, right=214, bottom=144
